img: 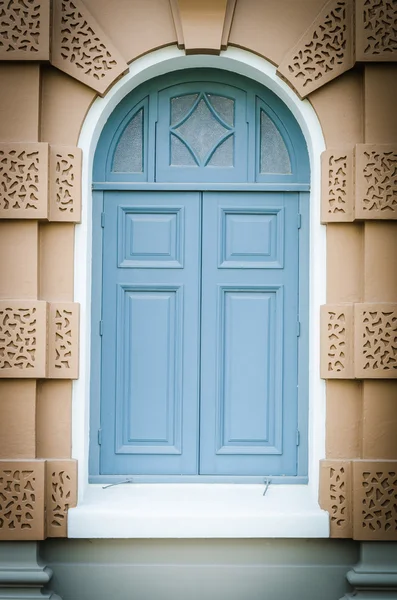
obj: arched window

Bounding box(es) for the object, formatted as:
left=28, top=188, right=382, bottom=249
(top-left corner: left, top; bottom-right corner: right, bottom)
left=89, top=69, right=310, bottom=483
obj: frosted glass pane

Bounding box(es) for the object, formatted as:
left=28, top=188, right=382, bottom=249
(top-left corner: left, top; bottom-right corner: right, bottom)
left=112, top=109, right=143, bottom=172
left=171, top=135, right=197, bottom=166
left=171, top=94, right=198, bottom=125
left=207, top=95, right=234, bottom=125
left=208, top=135, right=234, bottom=167
left=175, top=99, right=228, bottom=163
left=260, top=110, right=291, bottom=174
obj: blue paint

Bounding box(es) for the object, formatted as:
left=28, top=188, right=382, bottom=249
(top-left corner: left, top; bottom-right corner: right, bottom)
left=90, top=69, right=310, bottom=481
left=199, top=193, right=298, bottom=476
left=100, top=192, right=201, bottom=475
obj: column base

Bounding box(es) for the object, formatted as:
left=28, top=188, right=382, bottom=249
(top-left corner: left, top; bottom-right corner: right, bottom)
left=0, top=543, right=61, bottom=600
left=341, top=542, right=397, bottom=600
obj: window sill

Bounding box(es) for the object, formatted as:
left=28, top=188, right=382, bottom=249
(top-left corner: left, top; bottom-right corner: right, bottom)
left=68, top=484, right=330, bottom=538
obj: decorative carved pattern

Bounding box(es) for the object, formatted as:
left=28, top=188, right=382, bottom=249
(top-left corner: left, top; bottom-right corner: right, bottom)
left=0, top=301, right=47, bottom=378
left=353, top=461, right=397, bottom=540
left=0, top=143, right=48, bottom=219
left=355, top=145, right=397, bottom=219
left=51, top=0, right=128, bottom=95
left=321, top=305, right=354, bottom=379
left=356, top=0, right=397, bottom=61
left=321, top=148, right=354, bottom=222
left=277, top=0, right=354, bottom=98
left=320, top=460, right=352, bottom=538
left=0, top=0, right=50, bottom=60
left=46, top=460, right=77, bottom=537
left=0, top=461, right=45, bottom=541
left=48, top=303, right=79, bottom=379
left=49, top=146, right=82, bottom=222
left=355, top=304, right=397, bottom=378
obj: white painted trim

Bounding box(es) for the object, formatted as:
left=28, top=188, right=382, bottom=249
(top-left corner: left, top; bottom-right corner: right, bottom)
left=71, top=46, right=328, bottom=539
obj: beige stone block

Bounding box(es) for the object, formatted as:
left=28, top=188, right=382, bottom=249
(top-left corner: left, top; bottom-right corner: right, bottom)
left=310, top=70, right=364, bottom=147
left=170, top=0, right=185, bottom=47
left=36, top=381, right=72, bottom=459
left=362, top=381, right=397, bottom=460
left=0, top=301, right=47, bottom=378
left=0, top=222, right=39, bottom=300
left=39, top=223, right=74, bottom=303
left=48, top=303, right=79, bottom=379
left=0, top=381, right=36, bottom=459
left=40, top=66, right=96, bottom=146
left=321, top=148, right=355, bottom=222
left=175, top=0, right=228, bottom=54
left=221, top=0, right=237, bottom=50
left=354, top=303, right=397, bottom=379
left=321, top=304, right=355, bottom=379
left=326, top=380, right=362, bottom=459
left=327, top=224, right=363, bottom=304
left=46, top=460, right=77, bottom=538
left=353, top=460, right=397, bottom=541
left=319, top=459, right=353, bottom=538
left=49, top=146, right=82, bottom=222
left=277, top=0, right=355, bottom=99
left=0, top=460, right=45, bottom=541
left=355, top=144, right=397, bottom=219
left=356, top=0, right=397, bottom=62
left=0, top=143, right=48, bottom=219
left=0, top=64, right=40, bottom=142
left=230, top=0, right=325, bottom=68
left=364, top=222, right=397, bottom=303
left=51, top=0, right=128, bottom=96
left=83, top=0, right=176, bottom=64
left=364, top=65, right=397, bottom=144
left=0, top=0, right=50, bottom=60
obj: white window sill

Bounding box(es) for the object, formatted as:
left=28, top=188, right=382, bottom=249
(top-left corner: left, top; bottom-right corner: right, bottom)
left=68, top=484, right=330, bottom=538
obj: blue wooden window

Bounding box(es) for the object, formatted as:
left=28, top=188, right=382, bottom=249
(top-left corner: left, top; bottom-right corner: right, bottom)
left=90, top=70, right=310, bottom=483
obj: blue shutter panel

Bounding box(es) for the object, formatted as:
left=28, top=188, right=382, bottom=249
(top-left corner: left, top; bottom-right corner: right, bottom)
left=199, top=192, right=299, bottom=475
left=100, top=191, right=201, bottom=475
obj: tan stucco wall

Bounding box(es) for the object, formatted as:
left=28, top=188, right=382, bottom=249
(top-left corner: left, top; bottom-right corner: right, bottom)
left=0, top=0, right=396, bottom=542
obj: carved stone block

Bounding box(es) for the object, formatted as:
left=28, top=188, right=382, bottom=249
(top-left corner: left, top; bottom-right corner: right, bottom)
left=0, top=143, right=49, bottom=219
left=321, top=148, right=355, bottom=222
left=48, top=303, right=79, bottom=379
left=356, top=0, right=397, bottom=61
left=321, top=304, right=354, bottom=379
left=46, top=460, right=77, bottom=538
left=319, top=460, right=353, bottom=538
left=0, top=460, right=45, bottom=540
left=49, top=146, right=82, bottom=222
left=0, top=301, right=47, bottom=378
left=277, top=0, right=355, bottom=99
left=0, top=0, right=50, bottom=61
left=354, top=304, right=397, bottom=378
left=353, top=460, right=397, bottom=540
left=51, top=0, right=128, bottom=96
left=355, top=145, right=397, bottom=220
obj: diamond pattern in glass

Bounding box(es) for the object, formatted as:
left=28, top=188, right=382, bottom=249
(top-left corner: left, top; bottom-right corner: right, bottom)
left=174, top=99, right=229, bottom=163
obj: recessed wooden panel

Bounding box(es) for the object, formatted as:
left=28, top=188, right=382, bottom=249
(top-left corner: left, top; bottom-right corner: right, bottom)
left=216, top=287, right=283, bottom=455
left=199, top=192, right=300, bottom=477
left=220, top=208, right=284, bottom=268
left=115, top=286, right=183, bottom=455
left=118, top=207, right=184, bottom=268
left=99, top=191, right=201, bottom=476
